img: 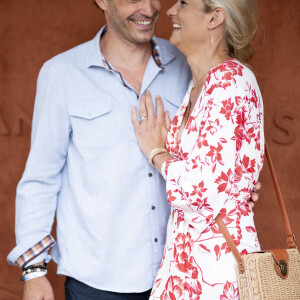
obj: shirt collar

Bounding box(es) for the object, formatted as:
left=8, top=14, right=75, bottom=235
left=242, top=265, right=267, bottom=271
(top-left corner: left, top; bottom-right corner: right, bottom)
left=85, top=25, right=175, bottom=69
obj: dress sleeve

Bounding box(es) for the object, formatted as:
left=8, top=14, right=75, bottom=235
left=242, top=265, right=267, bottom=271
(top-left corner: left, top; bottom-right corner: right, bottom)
left=162, top=73, right=264, bottom=234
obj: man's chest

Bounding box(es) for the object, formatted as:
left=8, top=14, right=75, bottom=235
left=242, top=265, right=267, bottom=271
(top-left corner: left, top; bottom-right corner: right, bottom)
left=63, top=69, right=188, bottom=153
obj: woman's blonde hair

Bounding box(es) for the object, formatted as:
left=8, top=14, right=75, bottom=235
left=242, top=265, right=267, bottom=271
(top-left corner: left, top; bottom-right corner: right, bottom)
left=203, top=0, right=258, bottom=63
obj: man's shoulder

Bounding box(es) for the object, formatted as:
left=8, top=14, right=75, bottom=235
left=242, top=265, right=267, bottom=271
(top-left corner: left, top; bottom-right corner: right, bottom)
left=43, top=37, right=93, bottom=71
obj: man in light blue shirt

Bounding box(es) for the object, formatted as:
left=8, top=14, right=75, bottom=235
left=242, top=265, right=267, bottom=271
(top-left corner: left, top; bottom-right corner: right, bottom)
left=8, top=0, right=191, bottom=299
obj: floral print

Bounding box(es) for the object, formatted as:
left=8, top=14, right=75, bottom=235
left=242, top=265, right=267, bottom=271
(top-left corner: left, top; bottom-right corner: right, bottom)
left=151, top=60, right=264, bottom=299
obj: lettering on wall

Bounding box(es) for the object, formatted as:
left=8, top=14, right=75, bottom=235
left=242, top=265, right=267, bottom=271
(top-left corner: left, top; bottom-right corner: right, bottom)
left=0, top=104, right=32, bottom=136
left=0, top=110, right=10, bottom=135
left=272, top=110, right=296, bottom=145
left=0, top=105, right=297, bottom=145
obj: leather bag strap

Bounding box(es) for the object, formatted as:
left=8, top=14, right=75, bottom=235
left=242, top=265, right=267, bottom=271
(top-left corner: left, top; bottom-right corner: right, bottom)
left=215, top=143, right=297, bottom=274
left=264, top=143, right=296, bottom=249
left=215, top=215, right=246, bottom=273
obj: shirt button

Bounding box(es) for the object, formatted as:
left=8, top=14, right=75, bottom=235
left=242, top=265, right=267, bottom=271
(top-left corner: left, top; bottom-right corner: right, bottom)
left=148, top=173, right=153, bottom=177
left=154, top=238, right=158, bottom=242
left=151, top=206, right=156, bottom=210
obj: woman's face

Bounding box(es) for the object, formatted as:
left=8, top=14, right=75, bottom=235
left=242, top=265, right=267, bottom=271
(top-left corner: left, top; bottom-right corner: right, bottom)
left=167, top=0, right=210, bottom=53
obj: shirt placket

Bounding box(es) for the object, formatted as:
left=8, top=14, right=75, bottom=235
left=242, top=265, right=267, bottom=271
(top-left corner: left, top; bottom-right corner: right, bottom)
left=102, top=46, right=165, bottom=278
left=138, top=56, right=166, bottom=277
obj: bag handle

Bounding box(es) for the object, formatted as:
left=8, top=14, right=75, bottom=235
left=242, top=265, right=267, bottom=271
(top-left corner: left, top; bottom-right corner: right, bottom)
left=215, top=143, right=297, bottom=274
left=264, top=143, right=297, bottom=248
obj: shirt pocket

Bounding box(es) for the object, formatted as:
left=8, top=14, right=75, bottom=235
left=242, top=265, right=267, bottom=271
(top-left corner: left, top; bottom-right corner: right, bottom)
left=162, top=96, right=182, bottom=120
left=68, top=98, right=116, bottom=152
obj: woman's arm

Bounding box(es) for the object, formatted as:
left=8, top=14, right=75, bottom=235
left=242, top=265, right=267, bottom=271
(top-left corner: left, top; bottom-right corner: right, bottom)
left=161, top=72, right=264, bottom=234
left=131, top=73, right=263, bottom=234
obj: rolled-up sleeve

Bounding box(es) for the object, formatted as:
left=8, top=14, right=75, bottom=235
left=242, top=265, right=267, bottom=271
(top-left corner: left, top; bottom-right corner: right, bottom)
left=7, top=62, right=71, bottom=266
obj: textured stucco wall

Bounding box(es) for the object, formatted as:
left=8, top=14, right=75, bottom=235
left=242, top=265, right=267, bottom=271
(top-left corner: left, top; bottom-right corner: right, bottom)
left=0, top=0, right=299, bottom=298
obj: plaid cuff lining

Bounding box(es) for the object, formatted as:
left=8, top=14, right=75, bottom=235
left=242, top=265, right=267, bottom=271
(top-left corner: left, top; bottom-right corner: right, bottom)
left=16, top=234, right=56, bottom=268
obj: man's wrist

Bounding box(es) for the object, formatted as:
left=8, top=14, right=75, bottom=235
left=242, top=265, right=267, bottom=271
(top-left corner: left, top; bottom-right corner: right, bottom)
left=21, top=255, right=51, bottom=282
left=22, top=270, right=47, bottom=282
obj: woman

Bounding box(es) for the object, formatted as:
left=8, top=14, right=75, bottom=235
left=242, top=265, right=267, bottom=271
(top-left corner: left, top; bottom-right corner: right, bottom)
left=132, top=0, right=263, bottom=298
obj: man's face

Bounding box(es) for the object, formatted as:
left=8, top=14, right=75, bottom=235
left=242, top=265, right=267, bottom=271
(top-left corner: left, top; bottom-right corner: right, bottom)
left=102, top=0, right=161, bottom=44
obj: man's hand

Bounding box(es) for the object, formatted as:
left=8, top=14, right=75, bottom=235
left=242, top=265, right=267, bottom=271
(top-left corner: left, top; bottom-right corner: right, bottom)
left=250, top=181, right=262, bottom=208
left=23, top=276, right=54, bottom=300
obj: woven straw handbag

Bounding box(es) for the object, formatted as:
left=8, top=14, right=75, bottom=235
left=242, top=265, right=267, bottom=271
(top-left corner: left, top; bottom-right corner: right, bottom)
left=216, top=144, right=300, bottom=300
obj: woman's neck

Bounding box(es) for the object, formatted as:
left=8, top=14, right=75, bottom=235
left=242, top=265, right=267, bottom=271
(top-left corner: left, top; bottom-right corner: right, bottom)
left=179, top=41, right=232, bottom=125
left=185, top=42, right=231, bottom=86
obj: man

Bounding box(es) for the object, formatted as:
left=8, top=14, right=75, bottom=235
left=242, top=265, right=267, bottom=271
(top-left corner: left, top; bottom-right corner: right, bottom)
left=8, top=0, right=259, bottom=299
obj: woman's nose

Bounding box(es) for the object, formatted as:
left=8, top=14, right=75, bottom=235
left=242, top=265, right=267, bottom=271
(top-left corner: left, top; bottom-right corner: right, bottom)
left=167, top=2, right=178, bottom=17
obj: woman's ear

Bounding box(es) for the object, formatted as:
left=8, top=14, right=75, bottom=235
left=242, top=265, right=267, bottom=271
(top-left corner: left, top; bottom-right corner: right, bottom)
left=208, top=8, right=226, bottom=29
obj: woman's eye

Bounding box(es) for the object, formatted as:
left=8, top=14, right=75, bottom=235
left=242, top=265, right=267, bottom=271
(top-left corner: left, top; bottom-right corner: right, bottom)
left=180, top=0, right=187, bottom=4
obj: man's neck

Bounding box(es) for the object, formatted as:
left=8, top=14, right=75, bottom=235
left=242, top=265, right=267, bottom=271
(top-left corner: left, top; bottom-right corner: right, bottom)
left=100, top=27, right=152, bottom=71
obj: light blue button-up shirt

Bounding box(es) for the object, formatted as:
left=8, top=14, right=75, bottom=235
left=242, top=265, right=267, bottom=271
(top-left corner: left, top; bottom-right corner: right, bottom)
left=8, top=26, right=191, bottom=292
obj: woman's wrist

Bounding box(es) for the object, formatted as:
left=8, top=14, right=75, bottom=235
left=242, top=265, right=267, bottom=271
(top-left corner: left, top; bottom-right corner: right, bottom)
left=152, top=152, right=173, bottom=173
left=147, top=148, right=168, bottom=167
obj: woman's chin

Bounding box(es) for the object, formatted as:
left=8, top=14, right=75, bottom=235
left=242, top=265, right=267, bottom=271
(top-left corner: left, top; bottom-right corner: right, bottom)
left=169, top=34, right=181, bottom=48
left=169, top=38, right=185, bottom=55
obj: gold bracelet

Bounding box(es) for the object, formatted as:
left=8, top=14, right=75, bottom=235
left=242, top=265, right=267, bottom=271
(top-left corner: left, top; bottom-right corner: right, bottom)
left=148, top=148, right=168, bottom=167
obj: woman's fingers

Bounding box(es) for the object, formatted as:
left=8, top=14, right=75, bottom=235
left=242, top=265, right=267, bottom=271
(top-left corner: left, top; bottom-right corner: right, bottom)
left=254, top=181, right=262, bottom=191
left=139, top=94, right=148, bottom=121
left=145, top=91, right=155, bottom=122
left=250, top=181, right=261, bottom=205
left=132, top=92, right=168, bottom=157
left=156, top=96, right=164, bottom=122
left=164, top=111, right=171, bottom=130
left=251, top=193, right=259, bottom=202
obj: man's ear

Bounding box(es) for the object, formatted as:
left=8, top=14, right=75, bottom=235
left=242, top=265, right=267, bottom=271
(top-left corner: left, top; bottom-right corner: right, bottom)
left=95, top=0, right=107, bottom=11
left=208, top=8, right=226, bottom=29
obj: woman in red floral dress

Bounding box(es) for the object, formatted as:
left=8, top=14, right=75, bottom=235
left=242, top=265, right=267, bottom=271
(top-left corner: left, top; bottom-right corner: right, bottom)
left=132, top=0, right=263, bottom=298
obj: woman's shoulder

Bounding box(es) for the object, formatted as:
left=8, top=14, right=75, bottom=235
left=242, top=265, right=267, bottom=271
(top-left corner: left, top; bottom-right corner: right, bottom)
left=207, top=59, right=260, bottom=95
left=213, top=59, right=257, bottom=81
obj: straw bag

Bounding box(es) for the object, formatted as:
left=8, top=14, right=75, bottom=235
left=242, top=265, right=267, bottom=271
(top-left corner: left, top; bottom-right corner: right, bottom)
left=216, top=144, right=300, bottom=300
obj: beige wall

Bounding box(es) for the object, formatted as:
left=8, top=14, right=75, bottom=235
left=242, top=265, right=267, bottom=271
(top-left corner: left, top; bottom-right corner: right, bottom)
left=0, top=0, right=299, bottom=298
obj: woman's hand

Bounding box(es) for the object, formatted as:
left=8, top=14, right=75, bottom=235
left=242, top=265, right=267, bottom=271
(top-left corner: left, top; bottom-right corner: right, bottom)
left=250, top=181, right=262, bottom=208
left=132, top=91, right=171, bottom=158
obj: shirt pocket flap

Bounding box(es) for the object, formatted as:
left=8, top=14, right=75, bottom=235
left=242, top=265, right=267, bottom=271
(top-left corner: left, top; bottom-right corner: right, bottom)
left=68, top=98, right=112, bottom=120
left=163, top=96, right=181, bottom=109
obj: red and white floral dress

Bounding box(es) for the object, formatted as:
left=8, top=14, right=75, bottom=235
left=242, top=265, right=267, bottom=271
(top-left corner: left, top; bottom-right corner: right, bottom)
left=150, top=60, right=264, bottom=299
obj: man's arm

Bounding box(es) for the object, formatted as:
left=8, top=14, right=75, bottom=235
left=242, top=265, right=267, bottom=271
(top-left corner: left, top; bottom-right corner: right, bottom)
left=7, top=61, right=71, bottom=296
left=23, top=276, right=54, bottom=300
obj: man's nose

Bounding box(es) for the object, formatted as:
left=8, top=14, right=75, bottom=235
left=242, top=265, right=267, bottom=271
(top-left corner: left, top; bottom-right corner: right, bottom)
left=140, top=0, right=156, bottom=17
